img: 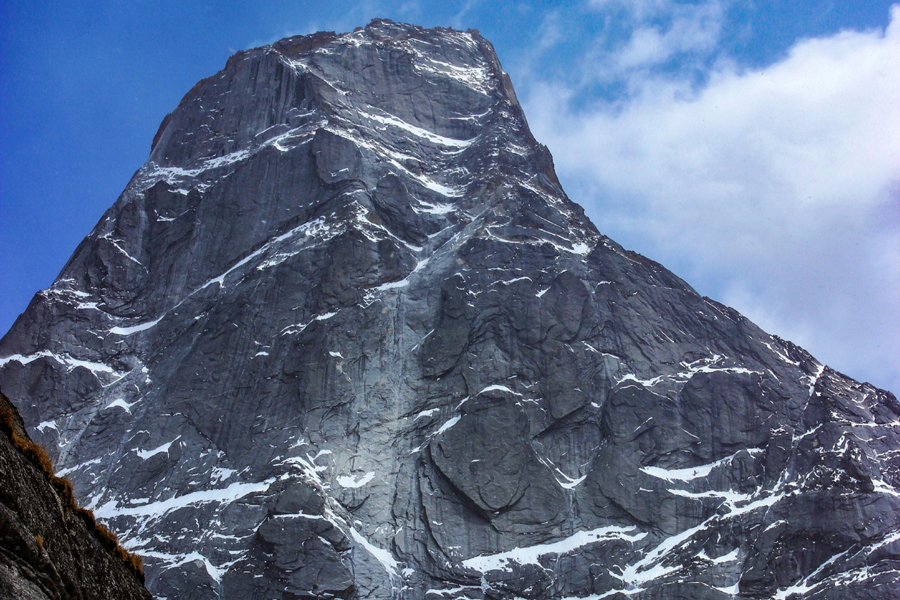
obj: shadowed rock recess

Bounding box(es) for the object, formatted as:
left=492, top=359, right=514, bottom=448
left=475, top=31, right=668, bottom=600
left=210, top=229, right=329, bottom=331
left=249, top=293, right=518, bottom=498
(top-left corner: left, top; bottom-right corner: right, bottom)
left=0, top=19, right=898, bottom=600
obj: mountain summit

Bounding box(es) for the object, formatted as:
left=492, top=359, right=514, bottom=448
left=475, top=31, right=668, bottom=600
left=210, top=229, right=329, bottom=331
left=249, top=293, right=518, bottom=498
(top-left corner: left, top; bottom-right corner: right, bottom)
left=1, top=19, right=898, bottom=600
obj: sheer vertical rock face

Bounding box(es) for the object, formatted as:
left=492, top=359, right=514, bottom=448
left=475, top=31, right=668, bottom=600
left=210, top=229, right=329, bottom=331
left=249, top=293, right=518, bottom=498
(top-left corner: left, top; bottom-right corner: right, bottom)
left=1, top=19, right=898, bottom=600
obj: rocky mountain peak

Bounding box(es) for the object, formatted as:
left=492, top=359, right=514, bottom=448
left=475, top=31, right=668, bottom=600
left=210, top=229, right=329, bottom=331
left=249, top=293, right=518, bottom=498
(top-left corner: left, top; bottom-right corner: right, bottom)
left=1, top=21, right=898, bottom=600
left=38, top=18, right=587, bottom=326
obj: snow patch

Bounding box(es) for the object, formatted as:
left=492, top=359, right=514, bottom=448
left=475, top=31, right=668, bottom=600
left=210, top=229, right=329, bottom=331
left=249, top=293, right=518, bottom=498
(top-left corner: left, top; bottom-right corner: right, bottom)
left=105, top=398, right=138, bottom=414
left=571, top=242, right=591, bottom=255
left=463, top=526, right=646, bottom=572
left=707, top=548, right=740, bottom=564
left=140, top=550, right=225, bottom=583
left=477, top=384, right=521, bottom=397
left=415, top=408, right=439, bottom=420
left=210, top=467, right=237, bottom=484
left=372, top=258, right=431, bottom=293
left=411, top=199, right=456, bottom=215
left=362, top=111, right=475, bottom=148
left=435, top=416, right=461, bottom=436
left=0, top=351, right=118, bottom=376
left=56, top=457, right=102, bottom=477
left=349, top=526, right=398, bottom=576
left=94, top=478, right=276, bottom=519
left=110, top=316, right=163, bottom=335
left=136, top=437, right=179, bottom=460
left=641, top=463, right=716, bottom=482
left=556, top=473, right=588, bottom=490
left=618, top=355, right=762, bottom=390
left=336, top=472, right=375, bottom=488
left=641, top=449, right=764, bottom=482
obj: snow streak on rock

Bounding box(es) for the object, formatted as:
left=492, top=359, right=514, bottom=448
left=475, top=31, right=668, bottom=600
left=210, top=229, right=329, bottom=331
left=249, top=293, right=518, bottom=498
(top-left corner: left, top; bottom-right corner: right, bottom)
left=1, top=18, right=898, bottom=600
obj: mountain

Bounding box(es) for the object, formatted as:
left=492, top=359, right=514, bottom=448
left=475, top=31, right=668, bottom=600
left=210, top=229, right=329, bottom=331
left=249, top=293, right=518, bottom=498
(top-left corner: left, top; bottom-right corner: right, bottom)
left=1, top=19, right=898, bottom=600
left=0, top=392, right=151, bottom=600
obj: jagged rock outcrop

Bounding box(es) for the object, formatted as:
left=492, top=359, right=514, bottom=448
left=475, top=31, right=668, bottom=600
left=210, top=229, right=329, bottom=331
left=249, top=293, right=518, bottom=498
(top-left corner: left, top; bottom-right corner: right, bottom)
left=1, top=19, right=898, bottom=600
left=0, top=392, right=151, bottom=600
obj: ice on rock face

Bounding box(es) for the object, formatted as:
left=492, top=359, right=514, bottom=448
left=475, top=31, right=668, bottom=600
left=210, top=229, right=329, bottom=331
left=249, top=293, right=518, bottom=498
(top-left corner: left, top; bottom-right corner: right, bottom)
left=93, top=478, right=277, bottom=520
left=415, top=408, right=439, bottom=420
left=0, top=351, right=119, bottom=377
left=105, top=398, right=138, bottom=413
left=462, top=526, right=647, bottom=573
left=135, top=438, right=179, bottom=460
left=1, top=18, right=898, bottom=600
left=336, top=471, right=375, bottom=488
left=360, top=111, right=476, bottom=148
left=350, top=526, right=399, bottom=576
left=433, top=416, right=460, bottom=436
left=36, top=420, right=58, bottom=432
left=110, top=316, right=163, bottom=335
left=477, top=384, right=521, bottom=396
left=639, top=448, right=764, bottom=482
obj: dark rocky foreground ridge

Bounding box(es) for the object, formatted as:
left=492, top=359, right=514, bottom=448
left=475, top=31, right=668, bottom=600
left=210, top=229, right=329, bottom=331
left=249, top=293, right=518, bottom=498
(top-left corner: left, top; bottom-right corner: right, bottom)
left=0, top=392, right=151, bottom=600
left=1, top=18, right=899, bottom=600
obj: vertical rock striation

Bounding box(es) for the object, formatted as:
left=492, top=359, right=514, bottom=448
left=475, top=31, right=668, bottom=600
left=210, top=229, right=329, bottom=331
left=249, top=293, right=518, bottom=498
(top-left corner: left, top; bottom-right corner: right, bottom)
left=1, top=19, right=898, bottom=600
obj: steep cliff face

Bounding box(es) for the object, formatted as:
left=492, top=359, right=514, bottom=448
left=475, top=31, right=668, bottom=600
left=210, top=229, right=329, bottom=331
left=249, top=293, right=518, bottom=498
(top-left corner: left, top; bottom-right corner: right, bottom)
left=0, top=392, right=151, bottom=600
left=1, top=19, right=898, bottom=600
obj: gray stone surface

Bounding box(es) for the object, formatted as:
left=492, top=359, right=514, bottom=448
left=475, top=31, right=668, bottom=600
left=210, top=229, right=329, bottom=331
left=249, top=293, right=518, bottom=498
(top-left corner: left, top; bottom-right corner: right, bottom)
left=0, top=393, right=152, bottom=600
left=1, top=19, right=899, bottom=600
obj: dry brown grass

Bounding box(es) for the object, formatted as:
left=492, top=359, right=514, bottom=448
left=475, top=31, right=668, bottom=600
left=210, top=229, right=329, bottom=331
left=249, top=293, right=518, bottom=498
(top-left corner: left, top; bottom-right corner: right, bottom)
left=0, top=393, right=145, bottom=584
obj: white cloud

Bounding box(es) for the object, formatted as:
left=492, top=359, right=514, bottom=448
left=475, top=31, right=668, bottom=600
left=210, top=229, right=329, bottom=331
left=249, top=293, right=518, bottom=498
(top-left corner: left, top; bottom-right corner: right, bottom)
left=523, top=6, right=900, bottom=393
left=451, top=0, right=482, bottom=29
left=582, top=0, right=726, bottom=76
left=536, top=10, right=566, bottom=51
left=614, top=2, right=724, bottom=70
left=588, top=0, right=687, bottom=21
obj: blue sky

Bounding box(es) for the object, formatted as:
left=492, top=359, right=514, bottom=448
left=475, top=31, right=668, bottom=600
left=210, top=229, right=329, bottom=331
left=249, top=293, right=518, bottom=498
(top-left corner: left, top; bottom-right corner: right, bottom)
left=1, top=0, right=897, bottom=394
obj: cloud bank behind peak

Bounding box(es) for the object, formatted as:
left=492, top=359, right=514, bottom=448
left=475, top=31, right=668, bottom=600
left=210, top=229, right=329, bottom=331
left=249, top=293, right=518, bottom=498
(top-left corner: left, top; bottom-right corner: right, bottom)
left=522, top=3, right=900, bottom=394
